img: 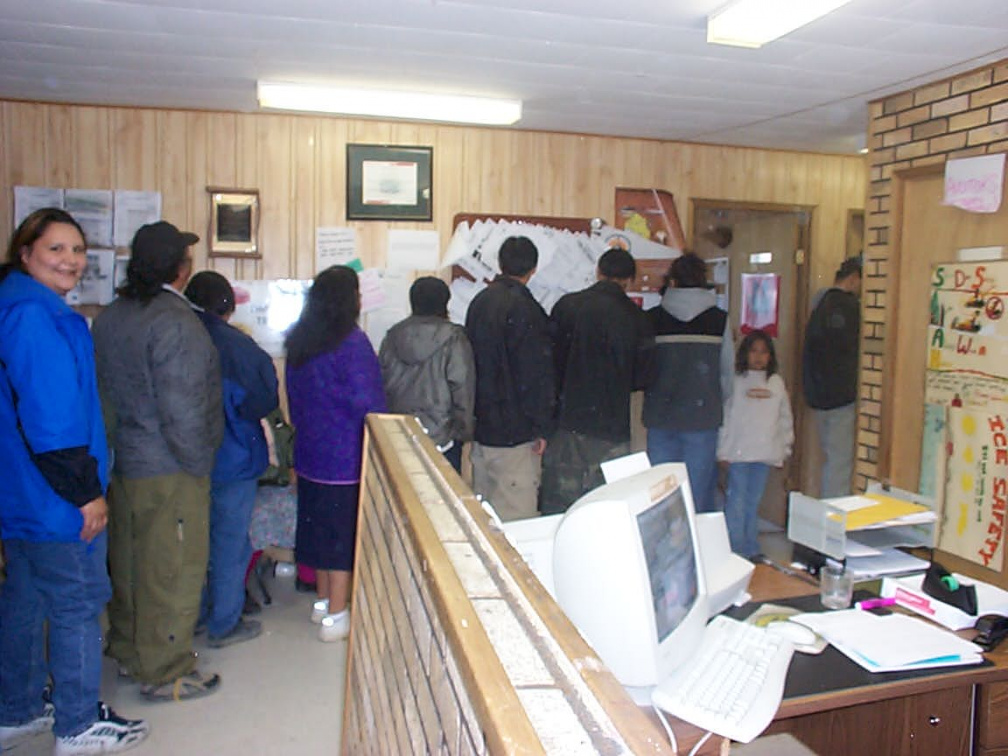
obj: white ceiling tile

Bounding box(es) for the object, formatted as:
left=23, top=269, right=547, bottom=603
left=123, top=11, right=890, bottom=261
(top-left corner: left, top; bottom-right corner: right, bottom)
left=0, top=0, right=1005, bottom=152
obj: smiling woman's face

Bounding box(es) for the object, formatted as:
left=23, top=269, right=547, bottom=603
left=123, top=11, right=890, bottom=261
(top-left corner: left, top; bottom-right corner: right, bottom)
left=20, top=222, right=87, bottom=295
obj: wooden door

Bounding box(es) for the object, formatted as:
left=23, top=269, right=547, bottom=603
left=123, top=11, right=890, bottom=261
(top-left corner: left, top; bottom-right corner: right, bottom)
left=885, top=169, right=1008, bottom=491
left=693, top=201, right=812, bottom=526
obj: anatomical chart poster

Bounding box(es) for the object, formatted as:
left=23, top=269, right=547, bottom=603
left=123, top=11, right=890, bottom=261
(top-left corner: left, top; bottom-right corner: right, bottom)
left=923, top=261, right=1008, bottom=568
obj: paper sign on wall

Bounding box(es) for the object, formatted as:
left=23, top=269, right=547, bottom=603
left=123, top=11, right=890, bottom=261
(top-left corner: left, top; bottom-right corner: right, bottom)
left=387, top=229, right=440, bottom=270
left=316, top=227, right=357, bottom=272
left=943, top=154, right=1006, bottom=213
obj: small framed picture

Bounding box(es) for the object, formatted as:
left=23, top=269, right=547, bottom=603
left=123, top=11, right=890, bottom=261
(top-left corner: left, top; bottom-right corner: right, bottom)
left=207, top=188, right=260, bottom=258
left=346, top=144, right=432, bottom=221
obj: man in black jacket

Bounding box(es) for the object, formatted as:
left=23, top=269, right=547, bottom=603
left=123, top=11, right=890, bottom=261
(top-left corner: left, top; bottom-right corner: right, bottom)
left=802, top=256, right=862, bottom=497
left=465, top=237, right=555, bottom=521
left=540, top=248, right=655, bottom=515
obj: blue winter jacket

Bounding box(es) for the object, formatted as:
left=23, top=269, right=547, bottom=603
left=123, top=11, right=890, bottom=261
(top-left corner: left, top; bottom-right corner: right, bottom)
left=0, top=270, right=109, bottom=542
left=194, top=310, right=279, bottom=483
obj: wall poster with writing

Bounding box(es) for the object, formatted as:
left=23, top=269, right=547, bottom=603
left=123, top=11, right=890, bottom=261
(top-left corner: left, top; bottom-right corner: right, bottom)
left=923, top=261, right=1008, bottom=568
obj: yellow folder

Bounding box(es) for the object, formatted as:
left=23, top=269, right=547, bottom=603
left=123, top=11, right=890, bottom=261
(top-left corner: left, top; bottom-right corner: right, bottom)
left=843, top=493, right=931, bottom=531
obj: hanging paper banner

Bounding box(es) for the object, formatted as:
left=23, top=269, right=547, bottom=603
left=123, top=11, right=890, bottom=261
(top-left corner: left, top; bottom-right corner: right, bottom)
left=739, top=273, right=779, bottom=337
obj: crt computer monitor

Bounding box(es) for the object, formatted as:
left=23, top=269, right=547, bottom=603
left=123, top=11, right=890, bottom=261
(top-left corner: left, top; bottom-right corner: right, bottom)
left=551, top=462, right=708, bottom=704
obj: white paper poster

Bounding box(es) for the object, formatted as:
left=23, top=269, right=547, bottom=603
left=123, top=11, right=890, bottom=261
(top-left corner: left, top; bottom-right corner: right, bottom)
left=316, top=227, right=357, bottom=272
left=358, top=268, right=387, bottom=314
left=943, top=154, right=1006, bottom=213
left=230, top=279, right=311, bottom=358
left=65, top=248, right=117, bottom=306
left=14, top=186, right=64, bottom=227
left=362, top=269, right=413, bottom=351
left=113, top=190, right=162, bottom=246
left=65, top=189, right=114, bottom=248
left=387, top=229, right=440, bottom=270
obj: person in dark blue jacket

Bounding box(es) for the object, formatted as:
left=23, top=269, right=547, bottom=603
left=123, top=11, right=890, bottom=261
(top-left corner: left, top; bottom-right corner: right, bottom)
left=185, top=271, right=279, bottom=648
left=0, top=208, right=148, bottom=754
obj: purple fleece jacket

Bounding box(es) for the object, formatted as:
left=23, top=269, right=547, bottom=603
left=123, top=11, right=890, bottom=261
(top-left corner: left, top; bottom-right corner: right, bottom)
left=286, top=328, right=386, bottom=484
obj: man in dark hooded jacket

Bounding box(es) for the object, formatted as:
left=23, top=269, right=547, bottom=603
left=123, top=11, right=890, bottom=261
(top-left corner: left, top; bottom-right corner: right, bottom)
left=379, top=277, right=475, bottom=472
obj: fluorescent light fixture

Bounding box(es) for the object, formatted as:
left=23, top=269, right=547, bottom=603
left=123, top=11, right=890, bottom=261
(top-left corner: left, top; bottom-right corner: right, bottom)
left=257, top=81, right=521, bottom=125
left=707, top=0, right=853, bottom=48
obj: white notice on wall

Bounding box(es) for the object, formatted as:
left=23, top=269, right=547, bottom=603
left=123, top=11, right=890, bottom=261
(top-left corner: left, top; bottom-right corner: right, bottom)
left=65, top=249, right=117, bottom=306
left=114, top=190, right=162, bottom=247
left=358, top=268, right=387, bottom=314
left=387, top=229, right=440, bottom=270
left=14, top=186, right=65, bottom=227
left=230, top=279, right=312, bottom=358
left=944, top=153, right=1006, bottom=213
left=316, top=227, right=357, bottom=272
left=65, top=189, right=115, bottom=248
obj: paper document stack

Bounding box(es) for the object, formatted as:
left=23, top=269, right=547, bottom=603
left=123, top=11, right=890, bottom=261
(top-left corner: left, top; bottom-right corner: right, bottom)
left=793, top=610, right=983, bottom=672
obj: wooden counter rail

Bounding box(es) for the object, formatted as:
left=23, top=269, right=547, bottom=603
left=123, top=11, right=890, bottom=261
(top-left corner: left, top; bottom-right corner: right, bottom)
left=342, top=414, right=675, bottom=755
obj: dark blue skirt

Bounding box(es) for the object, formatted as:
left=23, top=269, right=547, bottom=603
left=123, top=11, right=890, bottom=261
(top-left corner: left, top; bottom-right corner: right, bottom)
left=294, top=478, right=360, bottom=571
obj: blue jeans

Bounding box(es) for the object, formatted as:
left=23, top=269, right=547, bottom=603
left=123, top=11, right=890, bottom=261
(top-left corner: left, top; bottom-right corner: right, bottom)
left=0, top=532, right=111, bottom=738
left=724, top=462, right=771, bottom=557
left=646, top=428, right=720, bottom=513
left=201, top=478, right=258, bottom=638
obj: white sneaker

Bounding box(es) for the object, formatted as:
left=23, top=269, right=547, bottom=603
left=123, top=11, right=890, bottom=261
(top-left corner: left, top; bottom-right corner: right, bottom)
left=0, top=710, right=54, bottom=751
left=53, top=703, right=148, bottom=755
left=310, top=598, right=329, bottom=624
left=318, top=609, right=350, bottom=642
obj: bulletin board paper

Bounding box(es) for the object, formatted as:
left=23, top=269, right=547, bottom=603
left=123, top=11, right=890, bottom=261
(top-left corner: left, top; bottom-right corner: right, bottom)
left=925, top=261, right=1008, bottom=566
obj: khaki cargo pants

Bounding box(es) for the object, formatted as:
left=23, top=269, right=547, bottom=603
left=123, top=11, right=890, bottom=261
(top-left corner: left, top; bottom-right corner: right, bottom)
left=105, top=473, right=210, bottom=686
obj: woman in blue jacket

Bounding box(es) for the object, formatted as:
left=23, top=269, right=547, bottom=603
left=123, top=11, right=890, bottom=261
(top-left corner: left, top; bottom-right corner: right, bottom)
left=0, top=208, right=147, bottom=754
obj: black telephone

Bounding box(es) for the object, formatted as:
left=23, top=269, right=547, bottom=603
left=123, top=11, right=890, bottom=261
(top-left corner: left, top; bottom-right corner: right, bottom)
left=974, top=614, right=1008, bottom=652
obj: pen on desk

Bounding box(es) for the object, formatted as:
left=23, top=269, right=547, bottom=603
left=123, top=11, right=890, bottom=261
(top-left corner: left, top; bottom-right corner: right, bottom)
left=856, top=597, right=897, bottom=610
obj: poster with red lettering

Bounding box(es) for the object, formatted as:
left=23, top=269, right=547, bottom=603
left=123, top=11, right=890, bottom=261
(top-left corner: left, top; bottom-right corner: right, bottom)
left=924, top=261, right=1008, bottom=567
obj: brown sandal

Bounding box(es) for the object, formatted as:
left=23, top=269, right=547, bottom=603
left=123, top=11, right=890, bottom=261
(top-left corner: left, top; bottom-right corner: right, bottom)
left=140, top=671, right=221, bottom=702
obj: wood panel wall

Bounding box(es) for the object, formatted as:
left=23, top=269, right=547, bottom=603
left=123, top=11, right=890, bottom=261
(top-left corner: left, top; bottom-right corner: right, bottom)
left=0, top=99, right=865, bottom=298
left=863, top=59, right=1008, bottom=492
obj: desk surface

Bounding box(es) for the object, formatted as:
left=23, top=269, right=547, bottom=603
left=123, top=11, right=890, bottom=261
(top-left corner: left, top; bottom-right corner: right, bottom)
left=744, top=564, right=1008, bottom=719
left=662, top=564, right=1008, bottom=754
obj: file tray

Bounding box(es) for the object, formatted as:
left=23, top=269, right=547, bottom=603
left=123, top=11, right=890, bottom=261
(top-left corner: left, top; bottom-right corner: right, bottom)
left=787, top=483, right=935, bottom=563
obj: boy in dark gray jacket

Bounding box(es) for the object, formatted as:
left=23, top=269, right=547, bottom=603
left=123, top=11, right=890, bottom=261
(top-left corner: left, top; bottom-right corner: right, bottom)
left=379, top=277, right=475, bottom=471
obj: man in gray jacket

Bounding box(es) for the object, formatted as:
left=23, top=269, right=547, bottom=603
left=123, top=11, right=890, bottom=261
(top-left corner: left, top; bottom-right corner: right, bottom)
left=92, top=221, right=224, bottom=702
left=379, top=277, right=475, bottom=471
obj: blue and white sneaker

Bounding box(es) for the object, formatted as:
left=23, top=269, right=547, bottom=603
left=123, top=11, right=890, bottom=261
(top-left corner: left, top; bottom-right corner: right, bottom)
left=52, top=703, right=148, bottom=755
left=0, top=687, right=55, bottom=751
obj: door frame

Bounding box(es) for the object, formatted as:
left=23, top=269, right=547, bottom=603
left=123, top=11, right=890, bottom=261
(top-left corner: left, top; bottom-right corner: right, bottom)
left=877, top=163, right=943, bottom=483
left=689, top=197, right=815, bottom=496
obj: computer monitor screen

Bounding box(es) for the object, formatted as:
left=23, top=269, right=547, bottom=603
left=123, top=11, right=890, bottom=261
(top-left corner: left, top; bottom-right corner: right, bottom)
left=551, top=463, right=708, bottom=703
left=637, top=485, right=698, bottom=643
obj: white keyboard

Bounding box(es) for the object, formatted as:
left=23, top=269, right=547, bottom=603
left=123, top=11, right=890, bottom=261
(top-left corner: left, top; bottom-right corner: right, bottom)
left=651, top=614, right=794, bottom=743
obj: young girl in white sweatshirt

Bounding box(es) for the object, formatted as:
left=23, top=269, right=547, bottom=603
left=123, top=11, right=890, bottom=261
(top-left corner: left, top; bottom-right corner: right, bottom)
left=717, top=329, right=794, bottom=558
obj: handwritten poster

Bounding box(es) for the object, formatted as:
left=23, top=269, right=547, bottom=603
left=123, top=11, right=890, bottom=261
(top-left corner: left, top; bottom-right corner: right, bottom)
left=924, top=261, right=1008, bottom=565
left=315, top=227, right=357, bottom=272
left=943, top=154, right=1006, bottom=214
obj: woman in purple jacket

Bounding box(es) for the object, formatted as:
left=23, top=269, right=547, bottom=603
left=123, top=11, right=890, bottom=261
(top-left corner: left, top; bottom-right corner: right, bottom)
left=285, top=266, right=386, bottom=642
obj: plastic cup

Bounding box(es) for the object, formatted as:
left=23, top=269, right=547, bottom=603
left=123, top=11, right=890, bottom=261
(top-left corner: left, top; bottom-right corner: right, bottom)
left=820, top=564, right=853, bottom=610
